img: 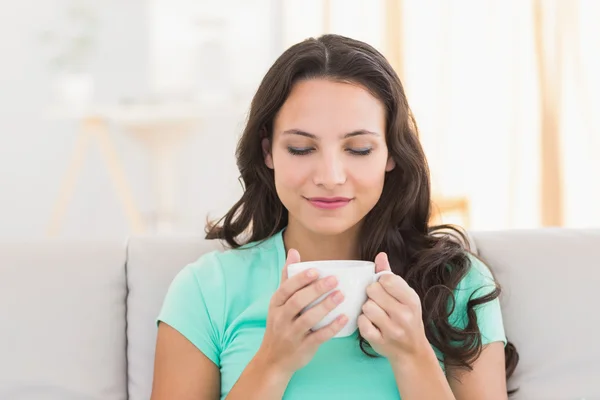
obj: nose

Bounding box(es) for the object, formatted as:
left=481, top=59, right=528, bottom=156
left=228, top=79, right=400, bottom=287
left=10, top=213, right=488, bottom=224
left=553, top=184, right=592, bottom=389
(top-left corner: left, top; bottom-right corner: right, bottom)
left=312, top=151, right=346, bottom=189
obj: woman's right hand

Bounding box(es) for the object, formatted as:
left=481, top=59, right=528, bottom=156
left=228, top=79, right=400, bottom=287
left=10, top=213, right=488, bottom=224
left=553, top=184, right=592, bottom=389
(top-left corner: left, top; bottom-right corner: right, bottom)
left=255, top=248, right=348, bottom=376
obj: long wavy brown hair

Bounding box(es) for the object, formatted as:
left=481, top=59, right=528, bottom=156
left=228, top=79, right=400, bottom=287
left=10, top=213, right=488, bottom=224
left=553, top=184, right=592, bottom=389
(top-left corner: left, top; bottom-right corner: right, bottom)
left=206, top=34, right=519, bottom=392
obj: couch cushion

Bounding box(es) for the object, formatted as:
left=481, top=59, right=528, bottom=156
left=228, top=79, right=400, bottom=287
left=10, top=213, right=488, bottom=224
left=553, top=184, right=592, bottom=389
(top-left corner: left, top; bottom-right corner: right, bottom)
left=471, top=229, right=600, bottom=400
left=126, top=235, right=222, bottom=400
left=0, top=240, right=127, bottom=400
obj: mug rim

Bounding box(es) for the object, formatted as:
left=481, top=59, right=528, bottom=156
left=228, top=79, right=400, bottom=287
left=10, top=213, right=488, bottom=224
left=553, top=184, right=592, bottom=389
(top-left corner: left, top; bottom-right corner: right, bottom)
left=288, top=260, right=375, bottom=272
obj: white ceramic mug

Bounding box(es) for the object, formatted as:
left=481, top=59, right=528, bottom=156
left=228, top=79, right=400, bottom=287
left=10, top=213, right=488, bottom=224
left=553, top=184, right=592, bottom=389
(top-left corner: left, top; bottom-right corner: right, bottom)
left=287, top=260, right=394, bottom=338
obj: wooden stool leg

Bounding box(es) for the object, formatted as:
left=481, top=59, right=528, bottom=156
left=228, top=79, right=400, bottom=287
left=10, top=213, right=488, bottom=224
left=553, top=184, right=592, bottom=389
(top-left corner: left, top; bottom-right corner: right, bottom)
left=92, top=118, right=145, bottom=234
left=46, top=119, right=93, bottom=237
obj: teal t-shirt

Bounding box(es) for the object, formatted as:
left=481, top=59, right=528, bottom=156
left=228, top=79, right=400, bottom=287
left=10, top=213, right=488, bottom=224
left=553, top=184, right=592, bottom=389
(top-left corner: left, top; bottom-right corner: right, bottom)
left=157, top=230, right=506, bottom=399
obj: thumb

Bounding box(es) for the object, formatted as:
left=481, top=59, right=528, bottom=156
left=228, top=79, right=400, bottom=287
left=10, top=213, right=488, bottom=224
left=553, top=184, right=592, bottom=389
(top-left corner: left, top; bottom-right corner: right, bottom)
left=281, top=248, right=301, bottom=283
left=374, top=252, right=392, bottom=273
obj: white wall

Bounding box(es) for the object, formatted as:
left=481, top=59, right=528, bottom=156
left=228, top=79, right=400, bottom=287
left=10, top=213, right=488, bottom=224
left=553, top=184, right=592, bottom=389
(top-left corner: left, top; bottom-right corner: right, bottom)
left=0, top=0, right=287, bottom=240
left=6, top=1, right=586, bottom=239
left=0, top=0, right=152, bottom=239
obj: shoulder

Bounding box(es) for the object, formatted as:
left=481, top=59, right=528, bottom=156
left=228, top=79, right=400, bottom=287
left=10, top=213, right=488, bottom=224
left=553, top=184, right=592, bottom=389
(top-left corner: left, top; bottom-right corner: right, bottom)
left=448, top=252, right=503, bottom=324
left=219, top=233, right=284, bottom=272
left=158, top=232, right=284, bottom=328
left=454, top=253, right=497, bottom=296
left=191, top=232, right=282, bottom=277
left=447, top=252, right=501, bottom=325
left=176, top=232, right=284, bottom=295
left=450, top=253, right=507, bottom=346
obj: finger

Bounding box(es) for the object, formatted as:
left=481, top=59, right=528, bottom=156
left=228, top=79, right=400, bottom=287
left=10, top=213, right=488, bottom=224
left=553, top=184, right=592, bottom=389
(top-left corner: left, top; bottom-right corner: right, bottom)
left=280, top=248, right=301, bottom=284
left=294, top=290, right=344, bottom=333
left=374, top=252, right=392, bottom=273
left=366, top=282, right=399, bottom=315
left=361, top=300, right=395, bottom=335
left=283, top=275, right=338, bottom=318
left=378, top=274, right=421, bottom=311
left=305, top=314, right=348, bottom=346
left=272, top=249, right=316, bottom=307
left=367, top=283, right=416, bottom=329
left=272, top=269, right=318, bottom=308
left=358, top=314, right=382, bottom=344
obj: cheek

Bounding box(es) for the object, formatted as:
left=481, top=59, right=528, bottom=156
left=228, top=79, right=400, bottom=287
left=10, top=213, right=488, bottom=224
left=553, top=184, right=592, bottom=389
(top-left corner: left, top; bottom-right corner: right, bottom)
left=349, top=158, right=387, bottom=190
left=272, top=152, right=310, bottom=192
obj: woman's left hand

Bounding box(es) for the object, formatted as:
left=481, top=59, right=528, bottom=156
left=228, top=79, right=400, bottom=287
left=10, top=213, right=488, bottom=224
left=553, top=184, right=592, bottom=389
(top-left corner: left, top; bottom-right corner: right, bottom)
left=358, top=252, right=431, bottom=363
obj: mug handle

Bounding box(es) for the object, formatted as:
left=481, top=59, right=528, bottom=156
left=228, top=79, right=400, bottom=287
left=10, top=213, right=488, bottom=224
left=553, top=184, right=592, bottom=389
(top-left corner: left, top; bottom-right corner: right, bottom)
left=372, top=270, right=394, bottom=282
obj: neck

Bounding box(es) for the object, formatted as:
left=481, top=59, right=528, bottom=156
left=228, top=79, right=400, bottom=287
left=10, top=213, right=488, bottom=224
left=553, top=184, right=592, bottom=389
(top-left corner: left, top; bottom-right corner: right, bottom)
left=282, top=220, right=361, bottom=262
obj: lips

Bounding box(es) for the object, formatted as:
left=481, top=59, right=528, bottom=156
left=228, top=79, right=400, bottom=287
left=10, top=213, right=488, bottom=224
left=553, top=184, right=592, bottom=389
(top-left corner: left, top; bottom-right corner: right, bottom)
left=306, top=197, right=352, bottom=210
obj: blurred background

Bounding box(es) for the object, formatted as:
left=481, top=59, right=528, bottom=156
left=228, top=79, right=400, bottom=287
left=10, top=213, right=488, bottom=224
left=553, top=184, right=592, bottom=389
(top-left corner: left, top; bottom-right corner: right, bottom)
left=1, top=0, right=598, bottom=240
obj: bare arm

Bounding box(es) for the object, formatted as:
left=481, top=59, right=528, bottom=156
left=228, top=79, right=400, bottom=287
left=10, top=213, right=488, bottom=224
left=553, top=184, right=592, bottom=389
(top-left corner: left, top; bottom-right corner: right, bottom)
left=152, top=249, right=346, bottom=400
left=151, top=322, right=220, bottom=400
left=361, top=256, right=507, bottom=399
left=152, top=323, right=291, bottom=400
left=388, top=342, right=507, bottom=400
left=227, top=248, right=347, bottom=399
left=225, top=353, right=293, bottom=400
left=389, top=345, right=456, bottom=399
left=447, top=342, right=508, bottom=400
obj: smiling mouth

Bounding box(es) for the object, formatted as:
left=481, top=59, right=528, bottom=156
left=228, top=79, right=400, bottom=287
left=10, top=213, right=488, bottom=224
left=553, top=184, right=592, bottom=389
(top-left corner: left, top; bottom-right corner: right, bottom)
left=305, top=197, right=353, bottom=210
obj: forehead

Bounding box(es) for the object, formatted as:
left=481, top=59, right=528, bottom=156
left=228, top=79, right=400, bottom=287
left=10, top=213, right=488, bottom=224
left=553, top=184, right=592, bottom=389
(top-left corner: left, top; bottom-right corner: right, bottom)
left=273, top=78, right=386, bottom=138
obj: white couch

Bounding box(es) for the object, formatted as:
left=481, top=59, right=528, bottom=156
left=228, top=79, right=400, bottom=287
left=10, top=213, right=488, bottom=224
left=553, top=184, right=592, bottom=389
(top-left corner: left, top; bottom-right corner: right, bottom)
left=1, top=229, right=599, bottom=400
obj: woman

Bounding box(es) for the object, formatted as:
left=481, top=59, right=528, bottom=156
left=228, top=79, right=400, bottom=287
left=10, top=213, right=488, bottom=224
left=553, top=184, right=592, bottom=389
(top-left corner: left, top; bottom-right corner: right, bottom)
left=151, top=34, right=519, bottom=399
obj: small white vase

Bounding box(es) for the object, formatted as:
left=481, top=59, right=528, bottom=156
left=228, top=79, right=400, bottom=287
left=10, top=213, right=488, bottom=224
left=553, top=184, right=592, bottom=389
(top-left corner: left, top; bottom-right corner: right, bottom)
left=55, top=73, right=95, bottom=111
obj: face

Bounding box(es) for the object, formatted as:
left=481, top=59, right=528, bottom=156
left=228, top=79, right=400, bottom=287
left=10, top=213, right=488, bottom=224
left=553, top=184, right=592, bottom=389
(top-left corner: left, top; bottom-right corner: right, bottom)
left=263, top=78, right=395, bottom=236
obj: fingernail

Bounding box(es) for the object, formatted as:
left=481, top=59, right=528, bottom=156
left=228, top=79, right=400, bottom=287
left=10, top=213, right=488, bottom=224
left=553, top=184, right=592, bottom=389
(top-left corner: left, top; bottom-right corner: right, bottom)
left=338, top=315, right=348, bottom=324
left=325, top=276, right=337, bottom=288
left=332, top=291, right=344, bottom=304
left=306, top=269, right=317, bottom=278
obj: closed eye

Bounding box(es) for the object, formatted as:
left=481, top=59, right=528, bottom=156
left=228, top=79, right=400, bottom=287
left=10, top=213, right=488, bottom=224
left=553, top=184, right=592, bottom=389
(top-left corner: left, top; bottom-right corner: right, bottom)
left=346, top=148, right=372, bottom=156
left=287, top=147, right=373, bottom=156
left=287, top=147, right=314, bottom=156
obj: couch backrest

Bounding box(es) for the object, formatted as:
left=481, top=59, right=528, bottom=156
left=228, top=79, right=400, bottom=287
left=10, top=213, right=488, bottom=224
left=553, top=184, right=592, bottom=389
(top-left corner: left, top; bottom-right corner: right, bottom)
left=0, top=240, right=128, bottom=400
left=471, top=229, right=600, bottom=399
left=127, top=229, right=600, bottom=400
left=126, top=236, right=223, bottom=400
left=2, top=230, right=598, bottom=400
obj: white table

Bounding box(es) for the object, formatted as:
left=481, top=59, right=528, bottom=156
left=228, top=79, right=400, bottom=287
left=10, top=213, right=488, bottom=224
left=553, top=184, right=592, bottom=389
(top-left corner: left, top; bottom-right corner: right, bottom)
left=45, top=102, right=202, bottom=236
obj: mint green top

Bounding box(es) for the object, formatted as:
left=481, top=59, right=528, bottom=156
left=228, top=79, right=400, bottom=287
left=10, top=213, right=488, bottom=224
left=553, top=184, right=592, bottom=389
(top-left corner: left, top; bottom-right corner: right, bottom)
left=157, top=229, right=506, bottom=399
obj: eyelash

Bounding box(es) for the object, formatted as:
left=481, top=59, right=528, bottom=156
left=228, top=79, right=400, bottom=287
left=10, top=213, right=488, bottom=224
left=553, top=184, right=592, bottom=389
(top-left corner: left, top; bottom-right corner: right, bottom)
left=287, top=147, right=372, bottom=156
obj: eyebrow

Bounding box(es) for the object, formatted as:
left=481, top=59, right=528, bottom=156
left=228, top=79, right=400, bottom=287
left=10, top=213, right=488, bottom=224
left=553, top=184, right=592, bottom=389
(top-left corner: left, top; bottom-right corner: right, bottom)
left=282, top=129, right=380, bottom=139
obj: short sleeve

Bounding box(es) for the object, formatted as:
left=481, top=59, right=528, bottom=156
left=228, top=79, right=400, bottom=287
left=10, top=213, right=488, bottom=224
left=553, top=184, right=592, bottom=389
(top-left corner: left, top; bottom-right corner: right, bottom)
left=157, top=252, right=226, bottom=366
left=449, top=254, right=507, bottom=347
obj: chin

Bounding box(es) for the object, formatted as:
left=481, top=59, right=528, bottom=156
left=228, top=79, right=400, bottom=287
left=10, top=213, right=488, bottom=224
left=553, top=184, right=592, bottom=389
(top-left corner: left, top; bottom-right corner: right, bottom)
left=303, top=217, right=360, bottom=237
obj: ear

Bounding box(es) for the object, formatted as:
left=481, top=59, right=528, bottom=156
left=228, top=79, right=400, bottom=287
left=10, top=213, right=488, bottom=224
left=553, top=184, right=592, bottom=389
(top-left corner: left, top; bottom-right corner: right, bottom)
left=385, top=156, right=396, bottom=172
left=262, top=138, right=274, bottom=169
